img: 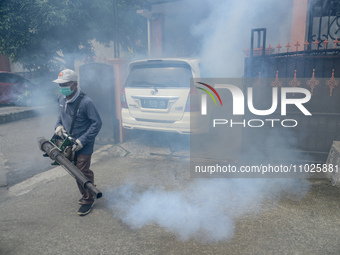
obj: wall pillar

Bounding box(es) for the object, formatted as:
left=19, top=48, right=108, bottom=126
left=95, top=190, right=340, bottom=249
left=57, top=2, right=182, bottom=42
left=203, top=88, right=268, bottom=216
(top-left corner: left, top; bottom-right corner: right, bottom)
left=291, top=0, right=308, bottom=51
left=108, top=58, right=128, bottom=143
left=0, top=55, right=11, bottom=72
left=151, top=13, right=164, bottom=58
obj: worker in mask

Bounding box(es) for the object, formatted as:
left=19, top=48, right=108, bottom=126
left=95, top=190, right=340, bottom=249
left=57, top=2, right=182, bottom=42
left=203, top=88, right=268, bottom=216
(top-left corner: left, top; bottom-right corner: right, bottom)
left=53, top=69, right=102, bottom=216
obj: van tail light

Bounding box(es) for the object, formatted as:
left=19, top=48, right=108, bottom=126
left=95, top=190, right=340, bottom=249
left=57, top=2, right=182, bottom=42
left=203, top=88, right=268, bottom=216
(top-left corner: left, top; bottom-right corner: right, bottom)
left=121, top=88, right=128, bottom=108
left=185, top=87, right=200, bottom=112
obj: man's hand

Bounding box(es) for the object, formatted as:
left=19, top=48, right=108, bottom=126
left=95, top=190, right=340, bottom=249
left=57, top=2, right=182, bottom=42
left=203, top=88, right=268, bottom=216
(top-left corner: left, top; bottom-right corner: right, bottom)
left=55, top=125, right=66, bottom=138
left=72, top=139, right=83, bottom=152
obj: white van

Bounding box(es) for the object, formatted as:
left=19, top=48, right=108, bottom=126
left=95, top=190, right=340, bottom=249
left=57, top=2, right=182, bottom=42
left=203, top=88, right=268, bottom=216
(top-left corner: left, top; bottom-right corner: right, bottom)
left=121, top=58, right=201, bottom=134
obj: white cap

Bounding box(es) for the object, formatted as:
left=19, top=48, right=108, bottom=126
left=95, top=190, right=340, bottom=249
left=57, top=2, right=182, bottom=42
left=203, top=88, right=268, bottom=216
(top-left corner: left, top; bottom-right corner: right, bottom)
left=53, top=69, right=77, bottom=84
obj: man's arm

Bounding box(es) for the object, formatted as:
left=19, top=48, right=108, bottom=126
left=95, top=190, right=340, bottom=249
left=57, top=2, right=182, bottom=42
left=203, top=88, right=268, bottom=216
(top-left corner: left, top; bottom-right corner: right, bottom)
left=55, top=115, right=63, bottom=130
left=77, top=100, right=102, bottom=146
left=55, top=96, right=64, bottom=129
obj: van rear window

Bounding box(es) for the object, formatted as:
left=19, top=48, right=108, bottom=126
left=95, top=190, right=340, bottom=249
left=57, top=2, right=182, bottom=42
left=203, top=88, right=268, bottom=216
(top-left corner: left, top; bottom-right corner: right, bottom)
left=125, top=64, right=192, bottom=88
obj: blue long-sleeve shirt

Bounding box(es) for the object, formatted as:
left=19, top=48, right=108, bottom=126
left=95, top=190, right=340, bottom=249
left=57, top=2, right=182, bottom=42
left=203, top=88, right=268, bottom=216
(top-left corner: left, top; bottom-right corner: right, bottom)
left=55, top=93, right=102, bottom=154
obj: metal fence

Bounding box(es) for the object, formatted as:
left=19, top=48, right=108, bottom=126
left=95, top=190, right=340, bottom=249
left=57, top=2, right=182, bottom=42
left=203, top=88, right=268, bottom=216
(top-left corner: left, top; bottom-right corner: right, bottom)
left=243, top=28, right=340, bottom=162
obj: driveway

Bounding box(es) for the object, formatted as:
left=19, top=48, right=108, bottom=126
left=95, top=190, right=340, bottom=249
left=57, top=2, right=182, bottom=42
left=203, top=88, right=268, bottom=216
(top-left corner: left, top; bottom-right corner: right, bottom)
left=1, top=139, right=339, bottom=255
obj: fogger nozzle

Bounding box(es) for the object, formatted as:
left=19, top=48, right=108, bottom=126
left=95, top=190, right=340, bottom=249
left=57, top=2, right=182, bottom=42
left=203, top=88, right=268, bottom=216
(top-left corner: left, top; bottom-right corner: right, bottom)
left=37, top=137, right=102, bottom=199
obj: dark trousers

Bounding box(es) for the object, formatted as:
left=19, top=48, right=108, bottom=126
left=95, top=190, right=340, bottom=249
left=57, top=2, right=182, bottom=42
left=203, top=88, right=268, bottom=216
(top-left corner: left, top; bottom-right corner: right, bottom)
left=75, top=154, right=94, bottom=204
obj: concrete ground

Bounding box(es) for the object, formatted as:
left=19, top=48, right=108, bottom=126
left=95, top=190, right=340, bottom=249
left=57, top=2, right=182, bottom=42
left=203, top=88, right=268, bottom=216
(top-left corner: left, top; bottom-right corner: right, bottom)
left=1, top=141, right=340, bottom=255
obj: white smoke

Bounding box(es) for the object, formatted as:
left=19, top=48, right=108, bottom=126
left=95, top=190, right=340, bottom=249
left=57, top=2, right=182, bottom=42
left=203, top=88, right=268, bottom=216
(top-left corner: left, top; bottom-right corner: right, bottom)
left=193, top=0, right=293, bottom=77
left=107, top=177, right=309, bottom=242
left=107, top=0, right=310, bottom=243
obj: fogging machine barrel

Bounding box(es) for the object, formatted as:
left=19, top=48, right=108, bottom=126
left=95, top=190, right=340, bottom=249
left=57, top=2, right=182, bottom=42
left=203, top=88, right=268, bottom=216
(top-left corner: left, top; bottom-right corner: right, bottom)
left=38, top=137, right=102, bottom=199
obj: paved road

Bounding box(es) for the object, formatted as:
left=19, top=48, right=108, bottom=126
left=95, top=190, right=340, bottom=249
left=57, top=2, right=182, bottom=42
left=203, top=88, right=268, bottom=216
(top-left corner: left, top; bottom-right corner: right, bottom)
left=0, top=109, right=59, bottom=187
left=1, top=142, right=340, bottom=254
left=0, top=108, right=56, bottom=186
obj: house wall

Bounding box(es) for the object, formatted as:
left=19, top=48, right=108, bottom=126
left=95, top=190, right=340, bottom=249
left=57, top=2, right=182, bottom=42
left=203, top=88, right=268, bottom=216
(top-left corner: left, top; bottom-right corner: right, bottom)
left=144, top=0, right=296, bottom=77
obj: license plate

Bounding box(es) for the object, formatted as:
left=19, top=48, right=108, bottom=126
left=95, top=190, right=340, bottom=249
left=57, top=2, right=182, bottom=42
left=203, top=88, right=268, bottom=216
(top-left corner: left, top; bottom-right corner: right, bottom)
left=141, top=99, right=168, bottom=109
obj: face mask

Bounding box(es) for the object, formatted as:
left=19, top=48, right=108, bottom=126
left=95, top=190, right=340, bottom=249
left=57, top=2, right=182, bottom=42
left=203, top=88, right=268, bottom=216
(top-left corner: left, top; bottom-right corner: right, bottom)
left=59, top=86, right=73, bottom=96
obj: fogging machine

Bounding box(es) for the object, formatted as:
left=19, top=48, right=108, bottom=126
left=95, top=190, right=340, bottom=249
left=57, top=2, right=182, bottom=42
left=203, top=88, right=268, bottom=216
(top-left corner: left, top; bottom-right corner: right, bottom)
left=38, top=133, right=102, bottom=199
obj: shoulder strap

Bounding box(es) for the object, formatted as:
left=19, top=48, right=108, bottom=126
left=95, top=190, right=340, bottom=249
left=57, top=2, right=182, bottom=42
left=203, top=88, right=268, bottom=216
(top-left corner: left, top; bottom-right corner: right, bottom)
left=69, top=91, right=86, bottom=136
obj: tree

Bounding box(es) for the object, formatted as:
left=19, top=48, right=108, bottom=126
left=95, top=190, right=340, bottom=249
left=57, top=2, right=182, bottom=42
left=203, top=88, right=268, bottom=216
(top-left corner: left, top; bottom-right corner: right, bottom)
left=0, top=0, right=147, bottom=73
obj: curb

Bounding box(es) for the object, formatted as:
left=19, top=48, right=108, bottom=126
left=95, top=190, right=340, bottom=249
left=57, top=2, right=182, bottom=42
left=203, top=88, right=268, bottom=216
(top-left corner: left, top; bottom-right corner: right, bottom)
left=0, top=150, right=7, bottom=188
left=7, top=144, right=116, bottom=199
left=0, top=105, right=56, bottom=125
left=0, top=109, right=37, bottom=124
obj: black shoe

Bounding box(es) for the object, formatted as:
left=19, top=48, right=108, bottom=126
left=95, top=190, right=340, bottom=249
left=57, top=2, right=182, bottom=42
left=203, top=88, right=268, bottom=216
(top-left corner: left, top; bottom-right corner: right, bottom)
left=77, top=204, right=94, bottom=216
left=78, top=199, right=83, bottom=204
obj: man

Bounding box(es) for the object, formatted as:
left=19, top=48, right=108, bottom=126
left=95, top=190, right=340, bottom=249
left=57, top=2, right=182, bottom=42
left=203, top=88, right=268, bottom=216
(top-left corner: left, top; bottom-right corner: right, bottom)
left=53, top=69, right=102, bottom=216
